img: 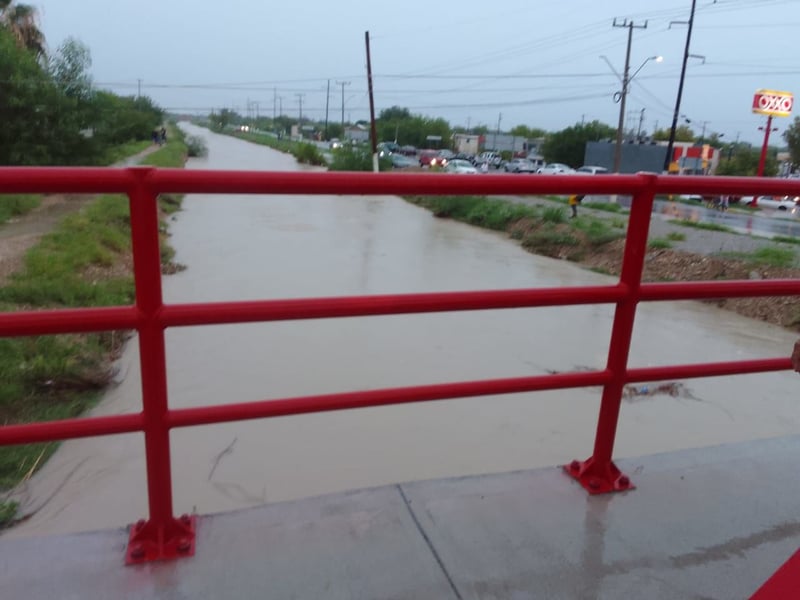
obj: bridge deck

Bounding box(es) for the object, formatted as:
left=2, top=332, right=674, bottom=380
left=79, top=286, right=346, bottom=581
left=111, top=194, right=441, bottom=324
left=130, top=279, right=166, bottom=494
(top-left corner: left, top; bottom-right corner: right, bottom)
left=3, top=435, right=800, bottom=599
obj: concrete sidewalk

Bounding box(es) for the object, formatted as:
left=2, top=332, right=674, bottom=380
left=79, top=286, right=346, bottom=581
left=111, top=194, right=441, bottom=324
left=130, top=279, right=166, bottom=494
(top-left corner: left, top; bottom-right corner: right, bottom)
left=3, top=435, right=800, bottom=599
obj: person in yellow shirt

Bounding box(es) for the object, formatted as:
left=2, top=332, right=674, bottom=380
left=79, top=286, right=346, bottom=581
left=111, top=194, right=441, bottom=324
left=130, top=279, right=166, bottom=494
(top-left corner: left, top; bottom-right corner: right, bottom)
left=568, top=194, right=584, bottom=218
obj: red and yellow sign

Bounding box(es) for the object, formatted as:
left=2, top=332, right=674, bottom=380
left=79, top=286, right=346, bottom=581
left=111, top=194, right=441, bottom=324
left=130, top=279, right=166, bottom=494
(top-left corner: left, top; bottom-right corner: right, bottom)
left=752, top=89, right=794, bottom=117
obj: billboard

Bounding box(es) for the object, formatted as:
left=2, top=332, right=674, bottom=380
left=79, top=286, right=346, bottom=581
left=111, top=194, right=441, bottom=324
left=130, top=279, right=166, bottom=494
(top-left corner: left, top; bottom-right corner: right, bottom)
left=752, top=89, right=794, bottom=117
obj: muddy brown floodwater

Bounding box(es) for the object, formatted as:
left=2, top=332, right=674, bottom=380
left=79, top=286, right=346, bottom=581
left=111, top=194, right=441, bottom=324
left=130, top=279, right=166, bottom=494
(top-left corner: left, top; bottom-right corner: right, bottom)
left=5, top=123, right=799, bottom=537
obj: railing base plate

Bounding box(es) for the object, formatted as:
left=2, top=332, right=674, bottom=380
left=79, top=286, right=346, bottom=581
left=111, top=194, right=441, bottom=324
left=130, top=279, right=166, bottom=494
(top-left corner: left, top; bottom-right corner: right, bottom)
left=126, top=514, right=196, bottom=565
left=563, top=457, right=634, bottom=494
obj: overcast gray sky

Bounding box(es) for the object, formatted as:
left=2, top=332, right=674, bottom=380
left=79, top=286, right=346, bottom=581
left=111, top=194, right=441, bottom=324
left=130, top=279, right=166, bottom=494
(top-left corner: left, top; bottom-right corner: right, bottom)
left=36, top=0, right=800, bottom=145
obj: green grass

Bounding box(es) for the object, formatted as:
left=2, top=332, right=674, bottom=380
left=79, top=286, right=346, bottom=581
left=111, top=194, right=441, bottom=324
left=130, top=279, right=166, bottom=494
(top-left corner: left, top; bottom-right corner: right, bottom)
left=408, top=196, right=538, bottom=230
left=751, top=247, right=796, bottom=268
left=0, top=129, right=188, bottom=492
left=522, top=229, right=579, bottom=249
left=649, top=238, right=673, bottom=249
left=541, top=206, right=567, bottom=224
left=0, top=499, right=18, bottom=528
left=570, top=217, right=625, bottom=246
left=582, top=201, right=625, bottom=213
left=676, top=219, right=736, bottom=233
left=718, top=246, right=796, bottom=269
left=773, top=235, right=800, bottom=245
left=100, top=139, right=153, bottom=166
left=667, top=232, right=687, bottom=242
left=0, top=194, right=41, bottom=225
left=230, top=130, right=326, bottom=165
left=609, top=217, right=627, bottom=229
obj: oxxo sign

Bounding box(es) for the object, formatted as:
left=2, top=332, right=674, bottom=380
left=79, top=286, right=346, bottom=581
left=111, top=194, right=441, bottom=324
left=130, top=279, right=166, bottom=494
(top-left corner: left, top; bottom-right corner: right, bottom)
left=752, top=89, right=794, bottom=117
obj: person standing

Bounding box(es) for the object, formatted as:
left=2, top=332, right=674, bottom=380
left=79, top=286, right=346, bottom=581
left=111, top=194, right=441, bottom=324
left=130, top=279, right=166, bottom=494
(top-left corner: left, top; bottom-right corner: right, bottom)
left=792, top=339, right=800, bottom=373
left=568, top=194, right=583, bottom=218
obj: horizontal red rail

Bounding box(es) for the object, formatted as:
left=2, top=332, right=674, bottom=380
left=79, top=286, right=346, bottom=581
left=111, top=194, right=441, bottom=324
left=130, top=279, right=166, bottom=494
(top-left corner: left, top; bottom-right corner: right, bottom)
left=0, top=306, right=140, bottom=337
left=0, top=413, right=144, bottom=446
left=3, top=278, right=799, bottom=339
left=0, top=357, right=789, bottom=447
left=1, top=167, right=800, bottom=197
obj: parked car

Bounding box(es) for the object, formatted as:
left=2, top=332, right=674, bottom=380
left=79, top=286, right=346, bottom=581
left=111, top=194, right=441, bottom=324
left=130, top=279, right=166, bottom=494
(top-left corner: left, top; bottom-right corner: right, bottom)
left=329, top=138, right=344, bottom=150
left=504, top=158, right=536, bottom=173
left=577, top=165, right=609, bottom=175
left=437, top=149, right=456, bottom=161
left=526, top=155, right=546, bottom=170
left=399, top=145, right=417, bottom=156
left=391, top=154, right=418, bottom=169
left=477, top=151, right=502, bottom=167
left=420, top=150, right=448, bottom=168
left=444, top=159, right=478, bottom=174
left=537, top=163, right=576, bottom=175
left=746, top=196, right=800, bottom=211
left=378, top=141, right=401, bottom=156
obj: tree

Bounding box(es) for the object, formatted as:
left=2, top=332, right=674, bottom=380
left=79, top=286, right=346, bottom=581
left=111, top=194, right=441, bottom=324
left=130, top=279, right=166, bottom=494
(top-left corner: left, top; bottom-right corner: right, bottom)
left=375, top=106, right=451, bottom=148
left=49, top=37, right=92, bottom=101
left=652, top=125, right=695, bottom=142
left=510, top=125, right=546, bottom=139
left=782, top=116, right=800, bottom=167
left=716, top=145, right=778, bottom=177
left=541, top=120, right=616, bottom=167
left=0, top=0, right=44, bottom=59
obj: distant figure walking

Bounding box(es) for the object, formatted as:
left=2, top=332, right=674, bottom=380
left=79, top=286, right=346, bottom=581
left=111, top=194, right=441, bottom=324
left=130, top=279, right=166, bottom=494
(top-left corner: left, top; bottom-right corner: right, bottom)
left=568, top=194, right=584, bottom=218
left=151, top=129, right=159, bottom=145
left=159, top=127, right=167, bottom=145
left=792, top=340, right=800, bottom=373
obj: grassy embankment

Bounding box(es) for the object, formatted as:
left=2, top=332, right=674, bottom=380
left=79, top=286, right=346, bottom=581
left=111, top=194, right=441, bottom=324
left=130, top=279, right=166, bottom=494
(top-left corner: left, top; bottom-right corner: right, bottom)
left=0, top=127, right=188, bottom=526
left=406, top=195, right=626, bottom=262
left=0, top=139, right=156, bottom=226
left=407, top=194, right=800, bottom=270
left=224, top=129, right=327, bottom=166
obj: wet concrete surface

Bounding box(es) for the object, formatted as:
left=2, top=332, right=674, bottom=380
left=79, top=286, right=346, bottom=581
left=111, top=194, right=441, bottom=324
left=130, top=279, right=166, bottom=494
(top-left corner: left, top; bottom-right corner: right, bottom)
left=3, top=434, right=800, bottom=599
left=3, top=123, right=800, bottom=539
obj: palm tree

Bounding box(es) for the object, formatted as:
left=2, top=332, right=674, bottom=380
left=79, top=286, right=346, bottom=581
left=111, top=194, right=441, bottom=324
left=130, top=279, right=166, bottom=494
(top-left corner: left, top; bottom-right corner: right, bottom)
left=0, top=0, right=45, bottom=59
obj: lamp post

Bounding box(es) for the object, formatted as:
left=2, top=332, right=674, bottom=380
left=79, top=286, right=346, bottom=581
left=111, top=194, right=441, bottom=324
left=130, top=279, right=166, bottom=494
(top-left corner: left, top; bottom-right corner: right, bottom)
left=757, top=119, right=779, bottom=177
left=604, top=53, right=662, bottom=173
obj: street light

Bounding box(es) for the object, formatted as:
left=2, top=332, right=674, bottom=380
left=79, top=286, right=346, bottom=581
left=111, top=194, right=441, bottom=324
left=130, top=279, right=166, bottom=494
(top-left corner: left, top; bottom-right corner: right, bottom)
left=603, top=54, right=662, bottom=173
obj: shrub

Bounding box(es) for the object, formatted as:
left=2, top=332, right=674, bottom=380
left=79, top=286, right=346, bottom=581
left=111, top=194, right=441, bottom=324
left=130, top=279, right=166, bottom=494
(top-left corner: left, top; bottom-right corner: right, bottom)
left=328, top=146, right=390, bottom=171
left=292, top=142, right=326, bottom=166
left=666, top=232, right=686, bottom=241
left=185, top=135, right=208, bottom=157
left=648, top=238, right=672, bottom=249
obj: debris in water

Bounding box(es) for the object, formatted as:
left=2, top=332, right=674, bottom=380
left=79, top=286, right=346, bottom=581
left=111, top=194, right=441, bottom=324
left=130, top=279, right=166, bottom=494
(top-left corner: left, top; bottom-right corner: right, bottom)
left=623, top=382, right=700, bottom=401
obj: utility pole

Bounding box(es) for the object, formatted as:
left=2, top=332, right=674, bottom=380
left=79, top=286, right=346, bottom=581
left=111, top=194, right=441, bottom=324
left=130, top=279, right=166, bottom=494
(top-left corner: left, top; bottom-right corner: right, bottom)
left=365, top=31, right=379, bottom=172
left=637, top=108, right=646, bottom=141
left=336, top=80, right=351, bottom=137
left=137, top=79, right=142, bottom=99
left=324, top=79, right=331, bottom=140
left=493, top=113, right=502, bottom=151
left=273, top=87, right=277, bottom=121
left=612, top=18, right=648, bottom=174
left=663, top=0, right=697, bottom=173
left=295, top=93, right=305, bottom=137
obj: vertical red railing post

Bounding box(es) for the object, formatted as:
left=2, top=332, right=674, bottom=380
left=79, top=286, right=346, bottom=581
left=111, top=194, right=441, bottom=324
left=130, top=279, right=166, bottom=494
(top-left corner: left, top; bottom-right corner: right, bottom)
left=125, top=168, right=195, bottom=564
left=565, top=173, right=657, bottom=494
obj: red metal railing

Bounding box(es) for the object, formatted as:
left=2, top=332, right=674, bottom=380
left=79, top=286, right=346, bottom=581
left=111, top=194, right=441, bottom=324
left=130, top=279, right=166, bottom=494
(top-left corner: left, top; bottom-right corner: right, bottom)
left=1, top=167, right=799, bottom=564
